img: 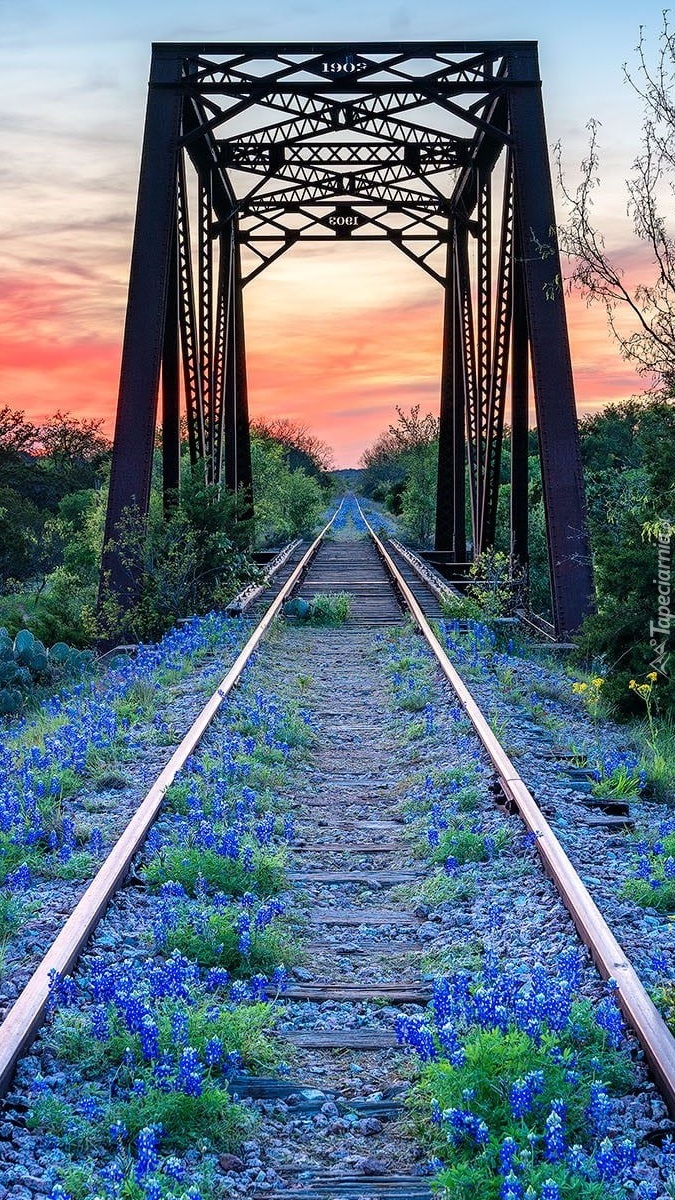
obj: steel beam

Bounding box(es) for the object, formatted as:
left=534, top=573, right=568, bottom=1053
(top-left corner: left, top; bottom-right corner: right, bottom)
left=507, top=46, right=593, bottom=635
left=99, top=48, right=184, bottom=611
left=161, top=224, right=181, bottom=509
left=510, top=220, right=529, bottom=570
left=435, top=225, right=467, bottom=559
left=223, top=225, right=253, bottom=509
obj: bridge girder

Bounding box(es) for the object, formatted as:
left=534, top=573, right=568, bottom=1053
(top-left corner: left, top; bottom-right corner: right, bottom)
left=100, top=39, right=594, bottom=637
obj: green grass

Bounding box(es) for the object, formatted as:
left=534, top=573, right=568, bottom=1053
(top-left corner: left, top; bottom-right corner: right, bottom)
left=144, top=845, right=287, bottom=897
left=407, top=1004, right=635, bottom=1200
left=431, top=823, right=511, bottom=866
left=108, top=1082, right=255, bottom=1153
left=46, top=998, right=283, bottom=1076
left=0, top=889, right=29, bottom=940
left=413, top=867, right=478, bottom=906
left=307, top=592, right=352, bottom=625
left=158, top=900, right=299, bottom=975
left=622, top=876, right=675, bottom=912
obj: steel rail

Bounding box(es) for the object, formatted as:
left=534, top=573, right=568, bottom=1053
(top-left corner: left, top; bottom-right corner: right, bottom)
left=356, top=501, right=675, bottom=1117
left=0, top=504, right=343, bottom=1098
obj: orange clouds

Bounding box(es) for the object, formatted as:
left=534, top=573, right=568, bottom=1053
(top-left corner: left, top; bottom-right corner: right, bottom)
left=0, top=275, right=121, bottom=427
left=0, top=256, right=648, bottom=467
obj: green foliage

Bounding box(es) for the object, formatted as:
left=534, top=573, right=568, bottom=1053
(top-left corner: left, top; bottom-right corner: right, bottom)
left=0, top=888, right=28, bottom=940
left=47, top=997, right=281, bottom=1076
left=623, top=876, right=675, bottom=911
left=409, top=1003, right=634, bottom=1200
left=144, top=845, right=286, bottom=897
left=157, top=896, right=298, bottom=975
left=308, top=592, right=352, bottom=625
left=575, top=397, right=675, bottom=717
left=431, top=822, right=511, bottom=865
left=467, top=549, right=521, bottom=618
left=99, top=470, right=258, bottom=643
left=360, top=406, right=439, bottom=544
left=108, top=1080, right=254, bottom=1152
left=414, top=867, right=477, bottom=907
left=440, top=592, right=483, bottom=621
left=251, top=433, right=328, bottom=545
left=0, top=625, right=92, bottom=715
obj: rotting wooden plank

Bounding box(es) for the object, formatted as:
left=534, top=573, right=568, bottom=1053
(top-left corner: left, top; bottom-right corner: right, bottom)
left=306, top=941, right=423, bottom=956
left=290, top=870, right=420, bottom=885
left=362, top=507, right=675, bottom=1119
left=284, top=1029, right=399, bottom=1049
left=269, top=983, right=431, bottom=1004
left=0, top=511, right=344, bottom=1100
left=310, top=908, right=421, bottom=926
left=291, top=842, right=401, bottom=854
left=253, top=1182, right=432, bottom=1199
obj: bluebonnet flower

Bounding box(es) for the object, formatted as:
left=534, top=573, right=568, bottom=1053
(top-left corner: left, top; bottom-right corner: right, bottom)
left=205, top=1037, right=223, bottom=1067
left=499, top=1172, right=523, bottom=1199
left=163, top=1157, right=185, bottom=1182
left=89, top=827, right=104, bottom=857
left=595, top=992, right=624, bottom=1048
left=587, top=1083, right=613, bottom=1137
left=46, top=969, right=78, bottom=1014
left=50, top=1186, right=72, bottom=1200
left=395, top=1015, right=437, bottom=1061
left=135, top=1126, right=161, bottom=1179
left=443, top=1107, right=489, bottom=1146
left=509, top=1073, right=541, bottom=1119
left=270, top=964, right=288, bottom=992
left=91, top=1004, right=110, bottom=1041
left=539, top=1183, right=561, bottom=1200
left=544, top=1101, right=567, bottom=1162
left=170, top=1009, right=189, bottom=1045
left=499, top=1136, right=518, bottom=1174
left=595, top=1137, right=621, bottom=1183
left=5, top=862, right=30, bottom=890
left=109, top=1120, right=128, bottom=1144
left=79, top=1096, right=102, bottom=1120
left=177, top=1047, right=203, bottom=1096
left=139, top=1017, right=160, bottom=1061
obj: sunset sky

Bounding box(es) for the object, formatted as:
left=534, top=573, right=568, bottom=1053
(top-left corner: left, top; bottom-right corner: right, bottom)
left=0, top=0, right=667, bottom=466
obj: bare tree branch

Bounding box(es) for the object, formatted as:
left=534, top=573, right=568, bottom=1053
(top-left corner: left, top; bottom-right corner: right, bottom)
left=557, top=15, right=675, bottom=388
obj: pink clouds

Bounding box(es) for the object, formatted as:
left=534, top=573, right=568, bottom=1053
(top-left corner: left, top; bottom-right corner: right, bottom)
left=0, top=264, right=650, bottom=467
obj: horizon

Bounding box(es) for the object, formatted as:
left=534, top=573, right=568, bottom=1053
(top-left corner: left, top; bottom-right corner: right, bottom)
left=0, top=3, right=666, bottom=469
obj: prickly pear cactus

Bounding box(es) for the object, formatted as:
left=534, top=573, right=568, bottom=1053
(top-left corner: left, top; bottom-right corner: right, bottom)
left=0, top=628, right=93, bottom=719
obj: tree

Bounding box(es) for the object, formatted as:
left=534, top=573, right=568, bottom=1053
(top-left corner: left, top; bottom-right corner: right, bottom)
left=360, top=406, right=439, bottom=543
left=557, top=16, right=675, bottom=384
left=250, top=418, right=334, bottom=476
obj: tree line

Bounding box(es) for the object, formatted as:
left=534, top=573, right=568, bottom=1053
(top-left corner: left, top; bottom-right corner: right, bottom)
left=0, top=408, right=335, bottom=646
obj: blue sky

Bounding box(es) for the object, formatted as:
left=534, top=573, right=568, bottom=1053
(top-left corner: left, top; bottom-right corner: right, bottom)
left=0, top=0, right=668, bottom=463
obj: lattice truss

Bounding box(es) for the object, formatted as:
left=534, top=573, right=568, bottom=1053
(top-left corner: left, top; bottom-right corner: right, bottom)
left=102, top=41, right=594, bottom=640
left=176, top=44, right=516, bottom=546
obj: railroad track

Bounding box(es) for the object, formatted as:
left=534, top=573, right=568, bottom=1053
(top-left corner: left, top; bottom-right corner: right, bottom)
left=1, top=496, right=674, bottom=1197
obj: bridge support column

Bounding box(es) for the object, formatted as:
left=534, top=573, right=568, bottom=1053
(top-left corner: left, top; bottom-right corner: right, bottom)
left=99, top=48, right=183, bottom=610
left=435, top=224, right=466, bottom=561
left=508, top=46, right=593, bottom=636
left=510, top=219, right=529, bottom=573
left=224, top=226, right=253, bottom=512
left=162, top=223, right=181, bottom=511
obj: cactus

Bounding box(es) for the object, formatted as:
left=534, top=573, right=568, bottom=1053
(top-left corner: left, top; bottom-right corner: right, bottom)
left=0, top=688, right=22, bottom=715
left=283, top=598, right=311, bottom=620
left=48, top=642, right=73, bottom=666
left=0, top=629, right=93, bottom=720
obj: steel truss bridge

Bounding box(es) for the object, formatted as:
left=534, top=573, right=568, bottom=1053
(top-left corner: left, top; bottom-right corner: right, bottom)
left=101, top=39, right=594, bottom=636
